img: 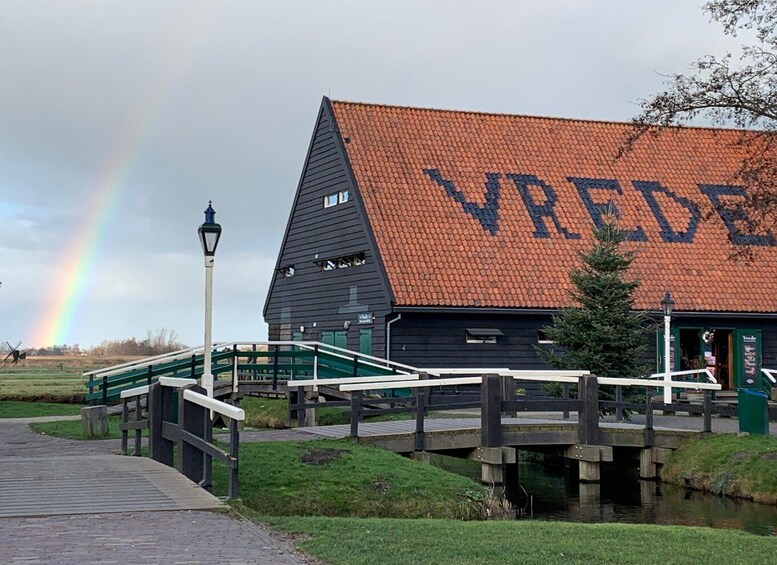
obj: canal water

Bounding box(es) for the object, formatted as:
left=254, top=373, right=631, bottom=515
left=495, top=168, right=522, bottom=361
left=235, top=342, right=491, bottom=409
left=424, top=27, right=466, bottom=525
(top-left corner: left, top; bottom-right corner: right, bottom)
left=431, top=454, right=777, bottom=536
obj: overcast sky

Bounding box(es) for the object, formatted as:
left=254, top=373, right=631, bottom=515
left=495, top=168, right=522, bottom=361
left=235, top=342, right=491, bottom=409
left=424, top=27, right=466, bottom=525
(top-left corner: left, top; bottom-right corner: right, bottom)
left=0, top=1, right=741, bottom=349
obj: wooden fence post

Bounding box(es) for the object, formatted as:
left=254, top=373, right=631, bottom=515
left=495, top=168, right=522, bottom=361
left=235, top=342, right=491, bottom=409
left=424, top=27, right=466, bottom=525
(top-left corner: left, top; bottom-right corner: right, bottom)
left=350, top=390, right=363, bottom=440
left=481, top=374, right=502, bottom=448
left=562, top=383, right=570, bottom=420
left=645, top=389, right=655, bottom=446
left=229, top=417, right=240, bottom=499
left=121, top=399, right=129, bottom=455
left=615, top=385, right=624, bottom=423
left=577, top=375, right=599, bottom=446
left=178, top=384, right=206, bottom=484
left=703, top=390, right=712, bottom=433
left=414, top=372, right=428, bottom=451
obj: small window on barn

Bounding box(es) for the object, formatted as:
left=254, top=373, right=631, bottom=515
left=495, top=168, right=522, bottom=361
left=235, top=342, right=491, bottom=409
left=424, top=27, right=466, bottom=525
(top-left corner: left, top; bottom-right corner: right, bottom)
left=352, top=253, right=366, bottom=265
left=465, top=328, right=503, bottom=344
left=537, top=330, right=554, bottom=344
left=279, top=266, right=295, bottom=277
left=324, top=193, right=339, bottom=208
left=339, top=190, right=350, bottom=203
left=338, top=256, right=353, bottom=268
left=323, top=260, right=336, bottom=271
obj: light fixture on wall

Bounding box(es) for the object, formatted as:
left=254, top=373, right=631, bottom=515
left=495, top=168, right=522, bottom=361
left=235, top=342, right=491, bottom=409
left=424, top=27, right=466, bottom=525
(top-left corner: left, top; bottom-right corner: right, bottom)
left=299, top=326, right=305, bottom=334
left=344, top=320, right=351, bottom=329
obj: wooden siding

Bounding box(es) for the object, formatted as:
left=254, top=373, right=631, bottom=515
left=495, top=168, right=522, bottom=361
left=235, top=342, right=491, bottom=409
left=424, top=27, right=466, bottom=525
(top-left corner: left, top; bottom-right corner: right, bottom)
left=264, top=103, right=392, bottom=355
left=389, top=313, right=555, bottom=394
left=389, top=312, right=777, bottom=394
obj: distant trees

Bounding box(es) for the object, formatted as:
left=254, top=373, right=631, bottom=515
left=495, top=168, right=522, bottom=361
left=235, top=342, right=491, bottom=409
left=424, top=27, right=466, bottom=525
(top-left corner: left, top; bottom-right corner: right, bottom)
left=26, top=328, right=187, bottom=357
left=90, top=327, right=186, bottom=356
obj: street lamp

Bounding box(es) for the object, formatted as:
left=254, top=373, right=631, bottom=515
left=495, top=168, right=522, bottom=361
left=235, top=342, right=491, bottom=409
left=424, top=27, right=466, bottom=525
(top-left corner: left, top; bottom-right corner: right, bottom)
left=660, top=291, right=675, bottom=405
left=198, top=200, right=222, bottom=398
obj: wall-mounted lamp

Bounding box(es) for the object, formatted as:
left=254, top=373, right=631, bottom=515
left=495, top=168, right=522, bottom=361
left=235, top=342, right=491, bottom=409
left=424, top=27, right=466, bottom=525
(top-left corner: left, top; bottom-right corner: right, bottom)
left=344, top=320, right=351, bottom=329
left=299, top=326, right=305, bottom=334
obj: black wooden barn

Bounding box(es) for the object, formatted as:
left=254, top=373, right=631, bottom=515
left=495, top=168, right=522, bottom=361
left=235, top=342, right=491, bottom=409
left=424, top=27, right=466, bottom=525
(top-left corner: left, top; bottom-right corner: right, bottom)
left=264, top=98, right=777, bottom=392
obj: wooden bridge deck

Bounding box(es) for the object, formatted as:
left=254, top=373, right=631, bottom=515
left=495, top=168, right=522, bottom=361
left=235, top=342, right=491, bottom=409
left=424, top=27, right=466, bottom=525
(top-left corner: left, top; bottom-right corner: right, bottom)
left=298, top=416, right=701, bottom=453
left=0, top=454, right=224, bottom=518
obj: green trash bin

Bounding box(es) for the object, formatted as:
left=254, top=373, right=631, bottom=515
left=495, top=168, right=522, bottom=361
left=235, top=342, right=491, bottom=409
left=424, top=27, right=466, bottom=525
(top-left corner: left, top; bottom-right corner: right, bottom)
left=738, top=388, right=769, bottom=435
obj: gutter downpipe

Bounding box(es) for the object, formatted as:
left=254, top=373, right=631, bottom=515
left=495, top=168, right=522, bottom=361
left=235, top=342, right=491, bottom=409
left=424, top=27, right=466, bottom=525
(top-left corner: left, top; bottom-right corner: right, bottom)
left=385, top=313, right=402, bottom=361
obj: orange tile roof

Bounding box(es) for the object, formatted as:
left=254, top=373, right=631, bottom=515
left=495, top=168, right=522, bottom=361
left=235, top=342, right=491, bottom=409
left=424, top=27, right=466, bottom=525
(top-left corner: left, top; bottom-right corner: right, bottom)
left=329, top=99, right=777, bottom=313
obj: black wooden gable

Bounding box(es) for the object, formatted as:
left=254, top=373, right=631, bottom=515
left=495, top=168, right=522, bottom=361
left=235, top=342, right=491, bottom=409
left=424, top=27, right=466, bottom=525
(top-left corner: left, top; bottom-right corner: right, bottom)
left=264, top=99, right=393, bottom=354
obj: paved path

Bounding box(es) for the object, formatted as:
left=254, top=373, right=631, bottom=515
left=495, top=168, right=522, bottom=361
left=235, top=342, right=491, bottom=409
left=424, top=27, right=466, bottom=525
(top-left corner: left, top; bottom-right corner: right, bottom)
left=0, top=510, right=309, bottom=565
left=0, top=420, right=311, bottom=564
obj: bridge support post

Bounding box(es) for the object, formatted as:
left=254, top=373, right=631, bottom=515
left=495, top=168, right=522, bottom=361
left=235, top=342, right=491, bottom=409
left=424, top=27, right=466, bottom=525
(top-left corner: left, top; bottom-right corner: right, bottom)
left=480, top=374, right=505, bottom=484
left=640, top=447, right=671, bottom=481
left=574, top=375, right=604, bottom=484
left=481, top=374, right=502, bottom=448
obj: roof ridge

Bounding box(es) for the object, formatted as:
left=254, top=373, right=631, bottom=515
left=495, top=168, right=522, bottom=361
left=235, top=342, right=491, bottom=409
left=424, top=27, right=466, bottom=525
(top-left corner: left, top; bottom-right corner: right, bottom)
left=328, top=97, right=758, bottom=134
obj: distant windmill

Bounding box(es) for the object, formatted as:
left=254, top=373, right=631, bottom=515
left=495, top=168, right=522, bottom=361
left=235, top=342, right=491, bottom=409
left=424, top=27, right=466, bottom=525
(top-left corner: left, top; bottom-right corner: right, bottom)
left=4, top=341, right=28, bottom=364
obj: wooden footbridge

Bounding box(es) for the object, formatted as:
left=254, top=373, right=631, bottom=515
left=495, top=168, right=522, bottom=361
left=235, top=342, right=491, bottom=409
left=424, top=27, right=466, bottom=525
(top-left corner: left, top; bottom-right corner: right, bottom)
left=80, top=341, right=776, bottom=494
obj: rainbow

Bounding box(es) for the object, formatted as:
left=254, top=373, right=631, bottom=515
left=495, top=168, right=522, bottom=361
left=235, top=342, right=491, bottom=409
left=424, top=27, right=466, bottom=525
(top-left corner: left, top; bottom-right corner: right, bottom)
left=29, top=6, right=216, bottom=347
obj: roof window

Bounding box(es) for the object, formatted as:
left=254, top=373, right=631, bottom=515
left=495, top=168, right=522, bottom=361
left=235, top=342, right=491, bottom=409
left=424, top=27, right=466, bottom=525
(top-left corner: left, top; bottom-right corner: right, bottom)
left=278, top=266, right=295, bottom=277
left=324, top=190, right=350, bottom=208
left=316, top=252, right=366, bottom=271
left=465, top=328, right=503, bottom=344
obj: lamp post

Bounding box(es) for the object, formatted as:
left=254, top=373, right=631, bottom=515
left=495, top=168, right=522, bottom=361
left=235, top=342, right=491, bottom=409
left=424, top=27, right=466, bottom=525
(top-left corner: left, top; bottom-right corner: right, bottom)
left=198, top=201, right=222, bottom=398
left=661, top=291, right=675, bottom=405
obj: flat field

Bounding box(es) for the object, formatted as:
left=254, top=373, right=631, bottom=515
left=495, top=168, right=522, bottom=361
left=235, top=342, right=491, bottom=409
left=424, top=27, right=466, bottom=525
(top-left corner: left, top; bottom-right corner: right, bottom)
left=0, top=355, right=140, bottom=402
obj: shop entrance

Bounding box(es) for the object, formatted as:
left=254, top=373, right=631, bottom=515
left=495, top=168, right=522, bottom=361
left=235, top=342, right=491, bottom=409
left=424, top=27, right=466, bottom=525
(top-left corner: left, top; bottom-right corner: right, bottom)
left=659, top=327, right=762, bottom=391
left=678, top=328, right=733, bottom=390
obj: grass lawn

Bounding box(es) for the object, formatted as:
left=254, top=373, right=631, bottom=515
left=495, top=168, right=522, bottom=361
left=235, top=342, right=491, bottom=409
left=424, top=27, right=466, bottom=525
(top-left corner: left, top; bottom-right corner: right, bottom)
left=661, top=433, right=777, bottom=504
left=261, top=515, right=777, bottom=565
left=240, top=397, right=410, bottom=429
left=212, top=439, right=487, bottom=519
left=0, top=400, right=83, bottom=419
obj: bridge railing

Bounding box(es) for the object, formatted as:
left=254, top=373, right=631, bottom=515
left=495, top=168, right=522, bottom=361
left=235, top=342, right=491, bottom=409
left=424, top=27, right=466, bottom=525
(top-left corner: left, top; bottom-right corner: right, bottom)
left=117, top=378, right=246, bottom=500
left=87, top=341, right=418, bottom=405
left=301, top=372, right=725, bottom=448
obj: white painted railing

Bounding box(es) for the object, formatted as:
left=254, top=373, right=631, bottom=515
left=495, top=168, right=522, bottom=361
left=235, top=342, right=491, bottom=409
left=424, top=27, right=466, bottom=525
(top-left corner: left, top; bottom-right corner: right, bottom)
left=337, top=373, right=721, bottom=393
left=182, top=388, right=245, bottom=421
left=647, top=368, right=717, bottom=384
left=762, top=368, right=777, bottom=385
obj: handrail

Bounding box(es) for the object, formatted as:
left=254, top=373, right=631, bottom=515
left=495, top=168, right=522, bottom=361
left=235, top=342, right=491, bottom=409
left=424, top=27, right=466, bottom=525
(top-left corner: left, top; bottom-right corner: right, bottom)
left=761, top=368, right=777, bottom=384
left=339, top=374, right=722, bottom=392
left=647, top=368, right=717, bottom=384
left=287, top=374, right=420, bottom=388
left=85, top=343, right=229, bottom=379
left=158, top=377, right=197, bottom=388
left=120, top=385, right=149, bottom=399
left=422, top=367, right=510, bottom=375
left=182, top=389, right=245, bottom=421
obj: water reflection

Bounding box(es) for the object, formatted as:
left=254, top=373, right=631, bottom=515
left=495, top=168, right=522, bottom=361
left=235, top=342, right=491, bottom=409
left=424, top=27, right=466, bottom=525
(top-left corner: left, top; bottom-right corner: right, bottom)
left=431, top=454, right=777, bottom=536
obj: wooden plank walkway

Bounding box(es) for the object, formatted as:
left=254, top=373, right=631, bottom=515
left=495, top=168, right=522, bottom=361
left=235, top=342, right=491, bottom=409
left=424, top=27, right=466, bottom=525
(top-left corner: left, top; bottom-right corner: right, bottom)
left=0, top=454, right=224, bottom=518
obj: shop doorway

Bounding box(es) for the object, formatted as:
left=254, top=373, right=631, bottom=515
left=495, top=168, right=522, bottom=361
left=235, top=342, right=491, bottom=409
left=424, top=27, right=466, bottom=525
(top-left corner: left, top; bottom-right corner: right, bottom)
left=675, top=328, right=733, bottom=390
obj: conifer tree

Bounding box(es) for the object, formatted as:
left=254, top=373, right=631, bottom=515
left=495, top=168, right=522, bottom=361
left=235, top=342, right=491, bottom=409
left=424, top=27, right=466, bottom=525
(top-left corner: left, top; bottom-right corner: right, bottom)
left=538, top=216, right=651, bottom=381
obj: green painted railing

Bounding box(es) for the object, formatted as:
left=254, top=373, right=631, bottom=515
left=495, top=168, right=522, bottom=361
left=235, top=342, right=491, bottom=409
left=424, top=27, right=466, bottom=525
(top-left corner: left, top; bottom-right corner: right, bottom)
left=84, top=341, right=417, bottom=404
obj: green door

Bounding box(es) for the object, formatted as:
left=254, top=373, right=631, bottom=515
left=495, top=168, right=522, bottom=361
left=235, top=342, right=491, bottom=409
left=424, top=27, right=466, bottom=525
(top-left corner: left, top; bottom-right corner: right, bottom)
left=734, top=329, right=762, bottom=388
left=359, top=329, right=373, bottom=355
left=322, top=330, right=347, bottom=349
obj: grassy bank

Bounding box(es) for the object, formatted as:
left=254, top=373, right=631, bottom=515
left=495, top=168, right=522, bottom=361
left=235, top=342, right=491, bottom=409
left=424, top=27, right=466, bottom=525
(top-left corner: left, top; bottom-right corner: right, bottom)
left=0, top=401, right=83, bottom=419
left=260, top=516, right=777, bottom=564
left=213, top=440, right=488, bottom=519
left=661, top=434, right=777, bottom=504
left=240, top=397, right=410, bottom=429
